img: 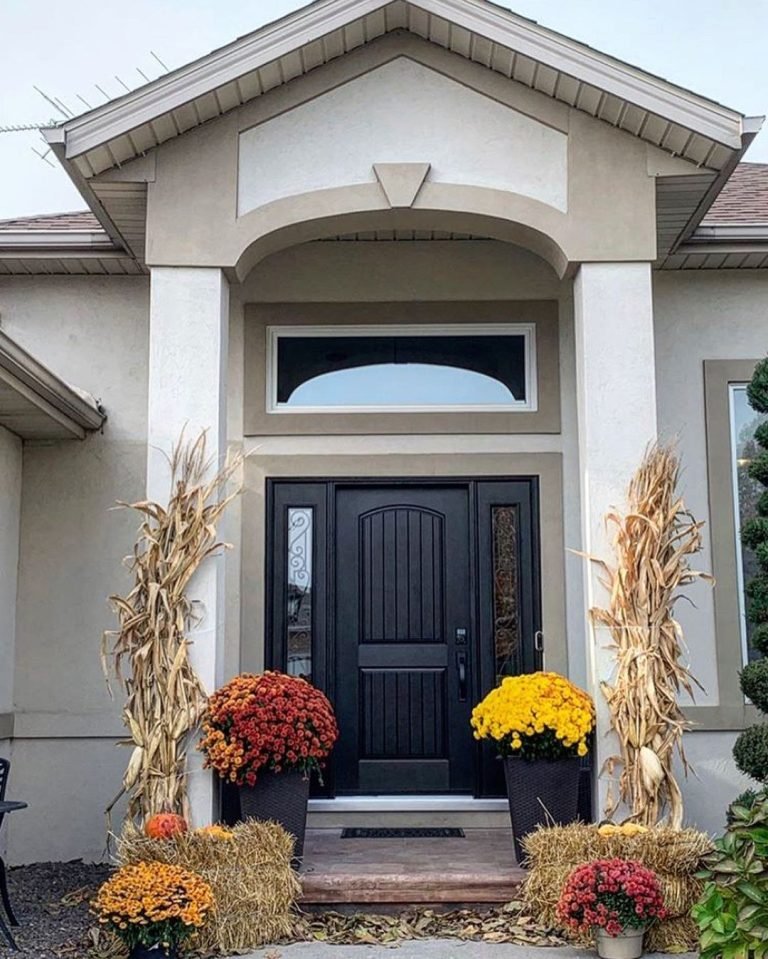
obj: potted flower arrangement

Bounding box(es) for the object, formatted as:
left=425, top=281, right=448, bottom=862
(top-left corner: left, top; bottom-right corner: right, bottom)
left=557, top=858, right=666, bottom=959
left=92, top=861, right=214, bottom=959
left=471, top=671, right=594, bottom=860
left=199, top=671, right=338, bottom=858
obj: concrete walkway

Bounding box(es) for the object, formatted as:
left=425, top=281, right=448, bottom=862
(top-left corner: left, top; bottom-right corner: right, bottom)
left=243, top=943, right=695, bottom=959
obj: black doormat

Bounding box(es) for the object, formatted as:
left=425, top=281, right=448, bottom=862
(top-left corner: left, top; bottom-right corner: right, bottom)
left=340, top=827, right=465, bottom=839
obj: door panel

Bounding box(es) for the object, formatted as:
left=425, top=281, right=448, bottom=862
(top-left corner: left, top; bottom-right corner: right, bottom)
left=334, top=486, right=473, bottom=794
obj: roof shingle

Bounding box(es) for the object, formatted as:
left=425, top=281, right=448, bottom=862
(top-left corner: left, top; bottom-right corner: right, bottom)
left=0, top=211, right=103, bottom=232
left=702, top=162, right=768, bottom=226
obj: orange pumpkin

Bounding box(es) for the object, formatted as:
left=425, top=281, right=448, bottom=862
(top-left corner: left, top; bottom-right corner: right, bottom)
left=145, top=812, right=188, bottom=840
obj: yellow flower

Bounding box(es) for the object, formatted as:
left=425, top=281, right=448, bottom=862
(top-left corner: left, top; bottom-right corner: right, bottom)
left=470, top=671, right=594, bottom=759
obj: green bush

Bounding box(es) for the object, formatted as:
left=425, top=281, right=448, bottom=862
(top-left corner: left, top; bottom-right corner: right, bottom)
left=753, top=624, right=768, bottom=658
left=747, top=357, right=768, bottom=414
left=747, top=576, right=768, bottom=624
left=726, top=789, right=764, bottom=825
left=694, top=794, right=768, bottom=959
left=755, top=541, right=768, bottom=573
left=743, top=518, right=768, bottom=551
left=749, top=453, right=768, bottom=488
left=734, top=725, right=768, bottom=782
left=741, top=660, right=768, bottom=713
left=756, top=421, right=768, bottom=451
left=734, top=355, right=768, bottom=790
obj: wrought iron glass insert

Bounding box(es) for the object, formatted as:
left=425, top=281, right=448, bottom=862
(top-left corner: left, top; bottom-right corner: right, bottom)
left=274, top=330, right=530, bottom=409
left=491, top=505, right=521, bottom=678
left=286, top=507, right=313, bottom=679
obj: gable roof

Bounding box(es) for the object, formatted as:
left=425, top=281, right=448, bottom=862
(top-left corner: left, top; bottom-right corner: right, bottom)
left=44, top=0, right=756, bottom=177
left=27, top=0, right=764, bottom=267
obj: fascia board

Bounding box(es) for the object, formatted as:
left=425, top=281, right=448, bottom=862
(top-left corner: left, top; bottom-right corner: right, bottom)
left=43, top=0, right=745, bottom=161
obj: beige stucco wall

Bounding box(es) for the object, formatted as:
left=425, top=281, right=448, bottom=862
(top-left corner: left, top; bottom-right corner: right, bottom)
left=654, top=270, right=768, bottom=826
left=0, top=275, right=149, bottom=862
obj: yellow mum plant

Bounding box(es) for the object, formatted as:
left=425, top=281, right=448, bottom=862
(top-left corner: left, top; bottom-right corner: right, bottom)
left=471, top=671, right=595, bottom=760
left=93, top=861, right=214, bottom=955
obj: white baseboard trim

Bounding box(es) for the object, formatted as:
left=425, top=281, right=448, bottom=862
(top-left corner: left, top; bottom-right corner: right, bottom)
left=308, top=795, right=508, bottom=813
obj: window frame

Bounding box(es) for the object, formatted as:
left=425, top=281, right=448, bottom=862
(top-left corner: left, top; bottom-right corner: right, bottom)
left=700, top=358, right=762, bottom=730
left=266, top=323, right=538, bottom=414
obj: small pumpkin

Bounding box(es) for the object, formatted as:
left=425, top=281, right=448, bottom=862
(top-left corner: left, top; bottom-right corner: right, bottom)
left=145, top=812, right=188, bottom=840
left=195, top=824, right=234, bottom=840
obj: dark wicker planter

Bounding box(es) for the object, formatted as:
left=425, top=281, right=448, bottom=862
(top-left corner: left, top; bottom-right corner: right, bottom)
left=129, top=945, right=178, bottom=959
left=503, top=756, right=582, bottom=863
left=239, top=768, right=311, bottom=859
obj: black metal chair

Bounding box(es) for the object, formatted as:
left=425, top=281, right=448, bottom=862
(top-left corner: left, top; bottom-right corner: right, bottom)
left=0, top=758, right=27, bottom=950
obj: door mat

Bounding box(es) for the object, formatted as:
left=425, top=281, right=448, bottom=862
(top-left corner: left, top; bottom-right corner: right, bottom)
left=340, top=827, right=465, bottom=839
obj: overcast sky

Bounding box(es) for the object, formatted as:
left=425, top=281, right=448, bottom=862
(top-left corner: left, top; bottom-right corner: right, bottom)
left=2, top=0, right=768, bottom=221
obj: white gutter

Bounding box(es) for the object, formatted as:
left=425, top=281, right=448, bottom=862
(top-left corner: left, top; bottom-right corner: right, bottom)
left=691, top=224, right=768, bottom=242
left=0, top=330, right=106, bottom=438
left=0, top=230, right=117, bottom=250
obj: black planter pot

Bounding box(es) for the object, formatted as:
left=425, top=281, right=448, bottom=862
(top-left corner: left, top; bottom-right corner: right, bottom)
left=503, top=756, right=582, bottom=863
left=239, top=768, right=311, bottom=859
left=129, top=945, right=178, bottom=959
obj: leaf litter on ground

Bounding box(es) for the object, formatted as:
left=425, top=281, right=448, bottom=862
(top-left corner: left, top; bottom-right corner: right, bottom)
left=286, top=901, right=566, bottom=947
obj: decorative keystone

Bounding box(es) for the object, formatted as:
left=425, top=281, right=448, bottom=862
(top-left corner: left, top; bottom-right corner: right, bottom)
left=373, top=162, right=431, bottom=208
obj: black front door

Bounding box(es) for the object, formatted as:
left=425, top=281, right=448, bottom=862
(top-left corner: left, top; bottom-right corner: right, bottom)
left=334, top=485, right=473, bottom=794
left=266, top=478, right=541, bottom=797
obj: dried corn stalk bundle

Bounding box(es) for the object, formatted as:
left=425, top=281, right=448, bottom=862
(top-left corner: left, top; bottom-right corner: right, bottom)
left=102, top=432, right=242, bottom=828
left=586, top=443, right=712, bottom=828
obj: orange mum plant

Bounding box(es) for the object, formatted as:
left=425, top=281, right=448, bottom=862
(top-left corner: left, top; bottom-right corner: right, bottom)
left=92, top=861, right=214, bottom=956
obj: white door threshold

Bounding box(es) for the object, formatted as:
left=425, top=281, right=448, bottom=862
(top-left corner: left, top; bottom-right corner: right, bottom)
left=308, top=795, right=507, bottom=813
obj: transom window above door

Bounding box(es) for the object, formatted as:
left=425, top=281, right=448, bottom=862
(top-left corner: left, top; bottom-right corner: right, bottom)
left=267, top=324, right=537, bottom=413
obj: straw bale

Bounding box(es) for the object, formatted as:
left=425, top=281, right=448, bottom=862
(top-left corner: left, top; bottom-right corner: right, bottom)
left=521, top=823, right=711, bottom=953
left=117, top=819, right=300, bottom=953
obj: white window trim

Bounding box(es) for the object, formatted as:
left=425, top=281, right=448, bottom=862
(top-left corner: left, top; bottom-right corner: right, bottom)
left=729, top=381, right=753, bottom=668
left=266, top=322, right=538, bottom=414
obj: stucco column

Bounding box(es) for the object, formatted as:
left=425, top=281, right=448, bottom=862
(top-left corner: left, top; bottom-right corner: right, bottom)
left=147, top=267, right=229, bottom=826
left=573, top=262, right=657, bottom=818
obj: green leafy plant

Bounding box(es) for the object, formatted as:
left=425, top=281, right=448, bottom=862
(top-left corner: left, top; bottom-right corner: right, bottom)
left=734, top=355, right=768, bottom=782
left=693, top=794, right=768, bottom=959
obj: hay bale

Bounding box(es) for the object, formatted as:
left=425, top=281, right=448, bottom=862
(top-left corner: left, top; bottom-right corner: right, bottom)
left=521, top=823, right=712, bottom=953
left=117, top=819, right=300, bottom=953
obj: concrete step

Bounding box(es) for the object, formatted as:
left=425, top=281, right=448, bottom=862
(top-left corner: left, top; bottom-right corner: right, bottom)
left=300, top=868, right=526, bottom=905
left=298, top=827, right=524, bottom=906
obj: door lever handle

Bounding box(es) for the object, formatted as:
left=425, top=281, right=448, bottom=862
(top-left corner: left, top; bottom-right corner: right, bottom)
left=457, top=651, right=467, bottom=702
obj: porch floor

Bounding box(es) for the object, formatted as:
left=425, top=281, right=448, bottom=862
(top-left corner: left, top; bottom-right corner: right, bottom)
left=299, top=828, right=525, bottom=905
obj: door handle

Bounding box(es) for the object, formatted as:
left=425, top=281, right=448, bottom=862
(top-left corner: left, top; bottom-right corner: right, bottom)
left=457, top=651, right=468, bottom=702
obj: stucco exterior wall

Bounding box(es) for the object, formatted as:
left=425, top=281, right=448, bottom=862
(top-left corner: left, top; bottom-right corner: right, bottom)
left=0, top=276, right=149, bottom=862
left=654, top=270, right=768, bottom=828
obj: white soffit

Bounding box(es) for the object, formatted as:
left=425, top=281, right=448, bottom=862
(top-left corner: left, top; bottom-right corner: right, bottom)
left=44, top=0, right=750, bottom=179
